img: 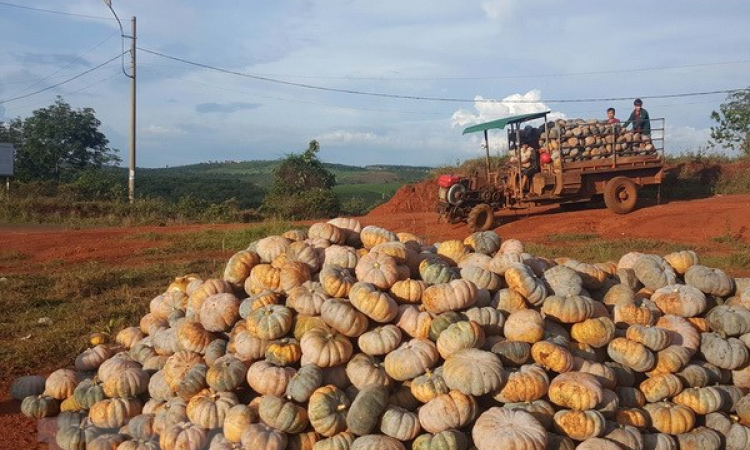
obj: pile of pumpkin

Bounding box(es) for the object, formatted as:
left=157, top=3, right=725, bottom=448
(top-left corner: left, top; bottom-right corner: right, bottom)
left=10, top=218, right=750, bottom=450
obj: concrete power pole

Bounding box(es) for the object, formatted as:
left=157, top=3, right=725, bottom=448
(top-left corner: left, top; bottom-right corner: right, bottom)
left=129, top=16, right=136, bottom=204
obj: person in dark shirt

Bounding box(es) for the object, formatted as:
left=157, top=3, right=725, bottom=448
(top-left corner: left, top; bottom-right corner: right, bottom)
left=626, top=98, right=651, bottom=135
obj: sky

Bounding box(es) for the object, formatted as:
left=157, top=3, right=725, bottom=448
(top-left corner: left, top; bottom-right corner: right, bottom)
left=1, top=1, right=748, bottom=168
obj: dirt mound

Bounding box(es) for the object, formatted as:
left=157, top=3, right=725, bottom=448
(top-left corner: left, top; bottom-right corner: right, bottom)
left=367, top=178, right=438, bottom=216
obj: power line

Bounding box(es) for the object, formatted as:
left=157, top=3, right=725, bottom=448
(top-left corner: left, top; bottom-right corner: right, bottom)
left=0, top=1, right=113, bottom=20
left=0, top=53, right=126, bottom=105
left=8, top=31, right=119, bottom=98
left=231, top=59, right=750, bottom=81
left=138, top=47, right=747, bottom=104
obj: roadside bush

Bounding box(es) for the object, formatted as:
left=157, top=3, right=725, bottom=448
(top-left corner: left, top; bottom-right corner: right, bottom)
left=262, top=188, right=341, bottom=220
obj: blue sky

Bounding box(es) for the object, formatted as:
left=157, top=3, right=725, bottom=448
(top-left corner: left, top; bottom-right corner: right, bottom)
left=1, top=1, right=748, bottom=168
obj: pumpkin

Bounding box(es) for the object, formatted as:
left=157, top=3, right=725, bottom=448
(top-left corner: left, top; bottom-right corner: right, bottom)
left=358, top=325, right=402, bottom=356
left=348, top=282, right=398, bottom=323
left=464, top=230, right=501, bottom=255
left=232, top=330, right=269, bottom=362
left=197, top=293, right=240, bottom=333
left=435, top=239, right=469, bottom=266
left=116, top=328, right=143, bottom=351
left=240, top=423, right=288, bottom=450
left=570, top=317, right=616, bottom=348
left=706, top=305, right=750, bottom=336
left=90, top=397, right=142, bottom=429
left=301, top=327, right=354, bottom=368
left=377, top=406, right=421, bottom=441
left=633, top=255, right=677, bottom=291
left=644, top=402, right=695, bottom=434
left=345, top=385, right=389, bottom=436
left=563, top=260, right=608, bottom=291
left=419, top=256, right=460, bottom=286
left=436, top=321, right=485, bottom=359
left=674, top=427, right=722, bottom=450
left=189, top=278, right=233, bottom=315
left=285, top=241, right=323, bottom=272
left=548, top=372, right=604, bottom=410
left=651, top=284, right=707, bottom=318
left=308, top=222, right=345, bottom=245
left=350, top=435, right=405, bottom=450
left=673, top=386, right=725, bottom=415
left=613, top=302, right=656, bottom=329
left=395, top=305, right=432, bottom=339
left=531, top=341, right=574, bottom=373
left=207, top=355, right=247, bottom=392
left=473, top=408, right=548, bottom=450
left=607, top=337, right=655, bottom=372
left=21, top=395, right=60, bottom=418
left=429, top=312, right=465, bottom=341
left=320, top=266, right=356, bottom=298
left=246, top=360, right=296, bottom=396
left=410, top=367, right=450, bottom=403
left=223, top=250, right=261, bottom=289
left=685, top=265, right=735, bottom=297
left=505, top=309, right=545, bottom=343
left=186, top=389, right=238, bottom=429
left=442, top=348, right=505, bottom=396
left=384, top=338, right=439, bottom=381
left=459, top=265, right=502, bottom=292
left=422, top=279, right=478, bottom=314
left=505, top=264, right=548, bottom=306
left=389, top=279, right=426, bottom=304
left=44, top=368, right=79, bottom=400
left=412, top=430, right=469, bottom=450
left=102, top=366, right=149, bottom=398
left=491, top=339, right=532, bottom=367
left=11, top=375, right=46, bottom=400
left=504, top=399, right=556, bottom=430
left=626, top=324, right=671, bottom=351
left=247, top=305, right=293, bottom=340
left=354, top=252, right=400, bottom=290
left=175, top=320, right=215, bottom=354
left=345, top=353, right=392, bottom=389
left=615, top=407, right=649, bottom=430
left=655, top=315, right=701, bottom=354
left=664, top=250, right=699, bottom=275
left=552, top=409, right=606, bottom=441
left=258, top=395, right=309, bottom=434
left=640, top=373, right=683, bottom=402
left=287, top=282, right=329, bottom=316
left=360, top=226, right=398, bottom=249
left=75, top=345, right=115, bottom=372
left=418, top=390, right=477, bottom=433
left=494, top=363, right=549, bottom=403
left=543, top=265, right=584, bottom=297
left=700, top=333, right=750, bottom=370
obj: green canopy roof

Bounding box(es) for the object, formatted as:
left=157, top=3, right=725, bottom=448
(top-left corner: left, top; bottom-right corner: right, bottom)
left=462, top=111, right=551, bottom=135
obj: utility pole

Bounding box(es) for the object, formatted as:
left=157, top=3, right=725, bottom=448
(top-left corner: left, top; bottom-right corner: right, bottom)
left=129, top=16, right=136, bottom=204
left=104, top=0, right=136, bottom=203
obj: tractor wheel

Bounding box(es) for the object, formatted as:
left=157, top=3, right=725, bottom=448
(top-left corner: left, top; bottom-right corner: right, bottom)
left=467, top=204, right=495, bottom=231
left=604, top=177, right=638, bottom=214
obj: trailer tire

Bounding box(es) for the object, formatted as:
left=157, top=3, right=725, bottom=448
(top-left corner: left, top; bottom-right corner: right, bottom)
left=604, top=177, right=638, bottom=214
left=467, top=204, right=495, bottom=231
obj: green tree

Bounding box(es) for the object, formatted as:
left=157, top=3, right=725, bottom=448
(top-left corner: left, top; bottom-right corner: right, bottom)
left=262, top=140, right=340, bottom=219
left=710, top=89, right=750, bottom=157
left=11, top=97, right=120, bottom=181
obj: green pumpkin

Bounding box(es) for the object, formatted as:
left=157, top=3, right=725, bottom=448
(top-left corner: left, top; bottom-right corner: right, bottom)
left=346, top=385, right=389, bottom=436
left=73, top=378, right=106, bottom=409
left=206, top=355, right=247, bottom=392
left=10, top=375, right=46, bottom=400
left=412, top=430, right=469, bottom=450
left=21, top=394, right=60, bottom=418
left=286, top=364, right=323, bottom=403
left=419, top=256, right=459, bottom=286
left=258, top=395, right=309, bottom=434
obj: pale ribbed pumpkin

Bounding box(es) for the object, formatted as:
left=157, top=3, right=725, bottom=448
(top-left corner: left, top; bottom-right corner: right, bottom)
left=355, top=252, right=399, bottom=290
left=505, top=263, right=548, bottom=306
left=607, top=337, right=655, bottom=372
left=418, top=390, right=477, bottom=433
left=246, top=360, right=295, bottom=396
left=494, top=363, right=549, bottom=403
left=246, top=305, right=293, bottom=340
left=358, top=325, right=402, bottom=356
left=320, top=298, right=369, bottom=338
left=320, top=266, right=356, bottom=299
left=685, top=265, right=735, bottom=297
left=505, top=309, right=545, bottom=343
left=651, top=284, right=707, bottom=318
left=570, top=317, right=616, bottom=348
left=442, top=348, right=505, bottom=396
left=531, top=341, right=574, bottom=373
left=394, top=305, right=432, bottom=339
left=300, top=327, right=354, bottom=368
left=436, top=320, right=485, bottom=359
left=348, top=282, right=398, bottom=323
left=548, top=372, right=603, bottom=410
left=345, top=353, right=391, bottom=390
left=553, top=409, right=606, bottom=441
left=473, top=408, right=547, bottom=450
left=644, top=402, right=695, bottom=434
left=384, top=338, right=439, bottom=381
left=422, top=279, right=478, bottom=314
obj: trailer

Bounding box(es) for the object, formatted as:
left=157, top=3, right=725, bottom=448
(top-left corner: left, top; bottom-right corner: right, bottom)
left=437, top=111, right=666, bottom=231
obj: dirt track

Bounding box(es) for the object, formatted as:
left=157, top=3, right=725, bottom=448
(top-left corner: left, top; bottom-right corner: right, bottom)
left=1, top=194, right=749, bottom=449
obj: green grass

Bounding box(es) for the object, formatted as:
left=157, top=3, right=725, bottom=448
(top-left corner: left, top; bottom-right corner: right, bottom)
left=545, top=233, right=601, bottom=243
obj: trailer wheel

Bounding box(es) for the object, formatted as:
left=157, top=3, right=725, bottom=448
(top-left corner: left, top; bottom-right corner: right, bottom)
left=467, top=204, right=494, bottom=231
left=604, top=177, right=638, bottom=214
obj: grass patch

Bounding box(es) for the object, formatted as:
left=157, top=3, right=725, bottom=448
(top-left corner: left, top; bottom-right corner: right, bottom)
left=526, top=238, right=695, bottom=264
left=546, top=233, right=600, bottom=243
left=0, top=250, right=29, bottom=262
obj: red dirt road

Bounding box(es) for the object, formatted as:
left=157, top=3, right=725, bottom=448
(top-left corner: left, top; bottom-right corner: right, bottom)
left=1, top=193, right=749, bottom=449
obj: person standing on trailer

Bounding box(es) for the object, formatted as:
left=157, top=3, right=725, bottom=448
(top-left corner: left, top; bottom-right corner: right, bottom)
left=626, top=98, right=651, bottom=136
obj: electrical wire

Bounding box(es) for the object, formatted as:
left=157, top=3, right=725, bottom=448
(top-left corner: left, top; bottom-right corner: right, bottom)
left=7, top=31, right=119, bottom=98
left=0, top=52, right=126, bottom=105
left=0, top=1, right=113, bottom=20
left=138, top=47, right=748, bottom=104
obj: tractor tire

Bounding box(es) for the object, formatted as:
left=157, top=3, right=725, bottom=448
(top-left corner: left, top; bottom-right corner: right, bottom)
left=604, top=177, right=639, bottom=214
left=467, top=204, right=495, bottom=231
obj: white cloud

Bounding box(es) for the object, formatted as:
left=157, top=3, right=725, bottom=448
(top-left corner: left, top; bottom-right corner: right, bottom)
left=142, top=124, right=186, bottom=136
left=315, top=130, right=388, bottom=145
left=480, top=0, right=518, bottom=20
left=664, top=125, right=715, bottom=156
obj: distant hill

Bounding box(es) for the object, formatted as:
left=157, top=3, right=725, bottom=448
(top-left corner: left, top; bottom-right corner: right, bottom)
left=130, top=160, right=433, bottom=210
